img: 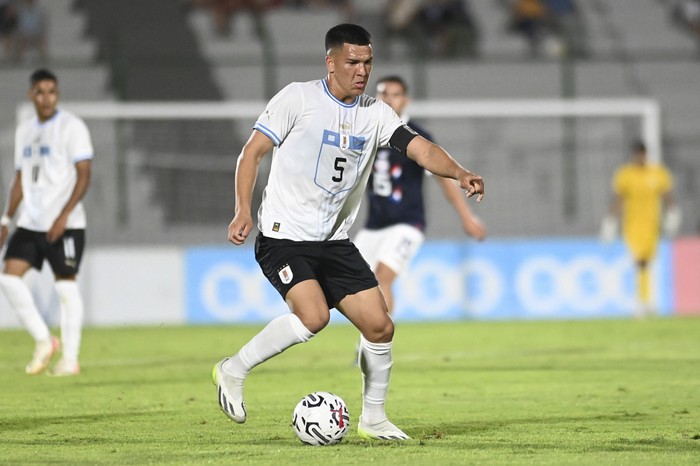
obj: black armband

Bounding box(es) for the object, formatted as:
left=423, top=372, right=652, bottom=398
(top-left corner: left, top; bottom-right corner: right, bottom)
left=388, top=124, right=419, bottom=155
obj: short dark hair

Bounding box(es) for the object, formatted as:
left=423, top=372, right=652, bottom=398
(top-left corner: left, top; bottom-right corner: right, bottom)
left=376, top=75, right=408, bottom=94
left=30, top=69, right=58, bottom=86
left=325, top=23, right=371, bottom=54
left=631, top=139, right=646, bottom=153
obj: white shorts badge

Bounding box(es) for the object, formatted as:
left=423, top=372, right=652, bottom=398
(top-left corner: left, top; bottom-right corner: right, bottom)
left=278, top=264, right=293, bottom=284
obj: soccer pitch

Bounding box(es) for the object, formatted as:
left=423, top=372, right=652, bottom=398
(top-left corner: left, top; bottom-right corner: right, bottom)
left=1, top=318, right=699, bottom=465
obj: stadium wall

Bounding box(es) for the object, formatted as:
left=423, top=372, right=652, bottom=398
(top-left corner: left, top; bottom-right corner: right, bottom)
left=1, top=239, right=698, bottom=329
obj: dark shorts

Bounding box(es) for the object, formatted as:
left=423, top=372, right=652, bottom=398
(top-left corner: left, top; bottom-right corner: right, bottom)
left=254, top=233, right=378, bottom=308
left=4, top=227, right=86, bottom=276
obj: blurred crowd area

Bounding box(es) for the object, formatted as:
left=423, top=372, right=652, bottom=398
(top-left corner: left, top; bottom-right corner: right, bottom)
left=2, top=0, right=700, bottom=65
left=180, top=0, right=700, bottom=60
left=1, top=0, right=699, bottom=245
left=0, top=0, right=47, bottom=62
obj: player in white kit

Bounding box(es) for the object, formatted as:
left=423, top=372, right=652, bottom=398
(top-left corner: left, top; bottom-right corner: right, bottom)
left=213, top=24, right=484, bottom=440
left=0, top=69, right=93, bottom=376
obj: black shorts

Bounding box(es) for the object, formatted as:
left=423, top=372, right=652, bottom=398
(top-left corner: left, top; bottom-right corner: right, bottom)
left=254, top=233, right=378, bottom=308
left=4, top=227, right=86, bottom=276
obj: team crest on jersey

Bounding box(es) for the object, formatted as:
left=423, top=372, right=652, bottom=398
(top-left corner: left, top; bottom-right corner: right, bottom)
left=340, top=122, right=352, bottom=150
left=278, top=264, right=293, bottom=284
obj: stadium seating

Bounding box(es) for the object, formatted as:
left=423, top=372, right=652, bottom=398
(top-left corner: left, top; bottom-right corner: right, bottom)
left=1, top=0, right=698, bottom=242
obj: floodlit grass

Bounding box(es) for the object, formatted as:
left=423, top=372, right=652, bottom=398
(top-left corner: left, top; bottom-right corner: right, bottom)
left=1, top=318, right=699, bottom=465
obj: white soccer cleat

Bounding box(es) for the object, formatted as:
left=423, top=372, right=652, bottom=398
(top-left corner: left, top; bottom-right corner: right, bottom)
left=212, top=358, right=247, bottom=423
left=48, top=358, right=80, bottom=377
left=26, top=336, right=60, bottom=375
left=357, top=416, right=411, bottom=441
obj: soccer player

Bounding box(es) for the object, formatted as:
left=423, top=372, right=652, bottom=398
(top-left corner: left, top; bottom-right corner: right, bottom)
left=0, top=69, right=93, bottom=376
left=354, top=75, right=486, bottom=315
left=213, top=23, right=484, bottom=440
left=600, top=140, right=680, bottom=317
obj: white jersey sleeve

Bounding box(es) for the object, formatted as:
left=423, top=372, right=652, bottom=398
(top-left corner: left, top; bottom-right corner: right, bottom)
left=65, top=117, right=94, bottom=163
left=377, top=100, right=403, bottom=147
left=253, top=82, right=303, bottom=146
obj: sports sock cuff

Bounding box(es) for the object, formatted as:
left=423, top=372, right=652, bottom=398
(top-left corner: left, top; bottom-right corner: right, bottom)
left=360, top=335, right=392, bottom=355
left=0, top=273, right=22, bottom=288
left=54, top=280, right=80, bottom=296
left=289, top=313, right=315, bottom=342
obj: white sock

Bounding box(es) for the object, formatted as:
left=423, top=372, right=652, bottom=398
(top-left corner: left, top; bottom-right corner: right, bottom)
left=359, top=335, right=393, bottom=423
left=55, top=280, right=83, bottom=363
left=223, top=314, right=314, bottom=378
left=0, top=273, right=50, bottom=342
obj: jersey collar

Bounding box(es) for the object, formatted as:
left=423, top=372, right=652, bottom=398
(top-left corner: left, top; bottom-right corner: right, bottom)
left=322, top=79, right=358, bottom=108
left=35, top=109, right=60, bottom=127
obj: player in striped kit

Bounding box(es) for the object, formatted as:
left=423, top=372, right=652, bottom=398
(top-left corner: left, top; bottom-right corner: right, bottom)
left=0, top=69, right=93, bottom=376
left=213, top=24, right=484, bottom=440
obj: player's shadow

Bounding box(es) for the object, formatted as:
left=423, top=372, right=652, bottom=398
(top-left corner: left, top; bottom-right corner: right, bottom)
left=411, top=412, right=647, bottom=439
left=0, top=410, right=177, bottom=435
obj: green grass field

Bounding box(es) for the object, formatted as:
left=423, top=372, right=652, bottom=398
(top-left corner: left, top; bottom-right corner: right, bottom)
left=1, top=318, right=699, bottom=465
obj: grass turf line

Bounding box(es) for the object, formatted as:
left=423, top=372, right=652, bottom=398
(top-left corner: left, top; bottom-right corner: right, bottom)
left=1, top=318, right=699, bottom=465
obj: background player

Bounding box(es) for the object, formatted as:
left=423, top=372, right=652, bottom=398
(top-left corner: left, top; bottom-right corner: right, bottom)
left=601, top=140, right=680, bottom=317
left=213, top=23, right=484, bottom=441
left=354, top=75, right=486, bottom=315
left=0, top=68, right=93, bottom=376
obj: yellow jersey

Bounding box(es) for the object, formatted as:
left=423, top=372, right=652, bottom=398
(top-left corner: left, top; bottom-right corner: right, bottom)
left=612, top=163, right=673, bottom=260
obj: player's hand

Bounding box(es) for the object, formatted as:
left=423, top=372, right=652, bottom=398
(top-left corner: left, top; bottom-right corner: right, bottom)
left=47, top=215, right=68, bottom=243
left=599, top=215, right=618, bottom=243
left=228, top=213, right=253, bottom=245
left=464, top=216, right=486, bottom=241
left=459, top=171, right=484, bottom=202
left=663, top=205, right=682, bottom=238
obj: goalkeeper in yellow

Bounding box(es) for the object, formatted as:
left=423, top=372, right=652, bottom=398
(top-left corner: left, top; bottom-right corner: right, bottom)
left=601, top=140, right=680, bottom=317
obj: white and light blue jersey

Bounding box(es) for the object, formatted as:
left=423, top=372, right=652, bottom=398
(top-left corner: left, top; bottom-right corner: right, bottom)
left=14, top=109, right=94, bottom=231
left=253, top=79, right=403, bottom=241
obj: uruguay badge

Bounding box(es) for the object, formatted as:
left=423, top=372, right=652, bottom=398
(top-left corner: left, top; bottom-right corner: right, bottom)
left=278, top=264, right=293, bottom=284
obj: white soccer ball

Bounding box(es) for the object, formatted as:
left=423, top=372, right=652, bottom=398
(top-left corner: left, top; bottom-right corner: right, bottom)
left=292, top=391, right=350, bottom=446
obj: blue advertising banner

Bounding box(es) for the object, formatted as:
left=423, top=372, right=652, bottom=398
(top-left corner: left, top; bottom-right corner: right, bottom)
left=185, top=247, right=287, bottom=324
left=185, top=240, right=671, bottom=323
left=392, top=239, right=671, bottom=321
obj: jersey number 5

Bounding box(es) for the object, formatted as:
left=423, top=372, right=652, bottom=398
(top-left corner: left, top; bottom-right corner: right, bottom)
left=332, top=157, right=347, bottom=182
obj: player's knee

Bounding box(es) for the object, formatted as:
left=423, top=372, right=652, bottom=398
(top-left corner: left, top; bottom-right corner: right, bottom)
left=296, top=310, right=330, bottom=334
left=365, top=318, right=394, bottom=343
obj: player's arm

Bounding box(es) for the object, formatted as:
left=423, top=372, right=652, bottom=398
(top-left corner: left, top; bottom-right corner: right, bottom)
left=47, top=159, right=91, bottom=243
left=404, top=134, right=484, bottom=202
left=0, top=171, right=23, bottom=247
left=228, top=130, right=274, bottom=245
left=434, top=176, right=486, bottom=240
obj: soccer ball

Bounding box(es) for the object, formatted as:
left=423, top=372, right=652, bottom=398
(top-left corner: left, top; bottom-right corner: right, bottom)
left=292, top=392, right=350, bottom=446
